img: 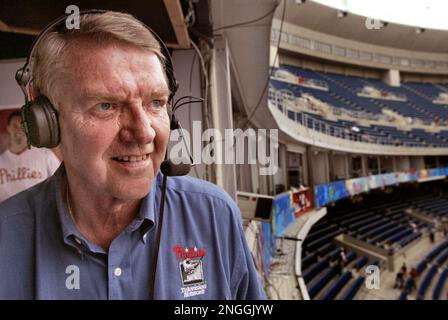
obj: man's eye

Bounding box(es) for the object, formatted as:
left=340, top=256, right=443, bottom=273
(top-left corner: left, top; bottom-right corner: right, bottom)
left=151, top=100, right=165, bottom=109
left=96, top=103, right=113, bottom=112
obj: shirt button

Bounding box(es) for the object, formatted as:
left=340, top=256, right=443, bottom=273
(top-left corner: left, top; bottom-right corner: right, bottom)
left=74, top=237, right=82, bottom=245
left=143, top=233, right=148, bottom=242
left=114, top=267, right=122, bottom=277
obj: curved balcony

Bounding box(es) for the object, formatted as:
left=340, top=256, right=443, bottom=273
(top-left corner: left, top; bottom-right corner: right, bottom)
left=269, top=93, right=448, bottom=156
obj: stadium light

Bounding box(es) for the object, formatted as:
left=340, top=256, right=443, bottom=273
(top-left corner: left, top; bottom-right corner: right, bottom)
left=415, top=27, right=425, bottom=34
left=337, top=10, right=348, bottom=18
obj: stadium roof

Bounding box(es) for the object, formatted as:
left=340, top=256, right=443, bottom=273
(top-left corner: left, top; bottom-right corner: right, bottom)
left=283, top=0, right=448, bottom=53
left=314, top=0, right=448, bottom=31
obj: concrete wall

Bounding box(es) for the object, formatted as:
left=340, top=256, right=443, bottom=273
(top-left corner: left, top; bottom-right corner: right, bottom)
left=395, top=156, right=411, bottom=171
left=410, top=156, right=425, bottom=170
left=309, top=149, right=329, bottom=185
left=381, top=156, right=394, bottom=173
left=0, top=59, right=26, bottom=109
left=273, top=143, right=288, bottom=192
left=332, top=153, right=348, bottom=180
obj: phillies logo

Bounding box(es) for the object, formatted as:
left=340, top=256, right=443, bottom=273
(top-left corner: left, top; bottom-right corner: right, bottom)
left=172, top=245, right=206, bottom=260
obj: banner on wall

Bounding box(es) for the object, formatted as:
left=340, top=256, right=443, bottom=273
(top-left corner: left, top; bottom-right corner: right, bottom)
left=346, top=177, right=369, bottom=196
left=314, top=179, right=351, bottom=207
left=419, top=169, right=428, bottom=180
left=418, top=168, right=447, bottom=182
left=261, top=222, right=274, bottom=279
left=407, top=169, right=419, bottom=181
left=314, top=184, right=329, bottom=208
left=328, top=180, right=349, bottom=203
left=428, top=168, right=445, bottom=177
left=368, top=174, right=384, bottom=189
left=272, top=191, right=295, bottom=237
left=396, top=172, right=411, bottom=183
left=292, top=188, right=312, bottom=218
left=381, top=173, right=397, bottom=186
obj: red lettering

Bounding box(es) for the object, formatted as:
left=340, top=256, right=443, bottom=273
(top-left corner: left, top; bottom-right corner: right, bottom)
left=172, top=245, right=206, bottom=260
left=0, top=167, right=45, bottom=184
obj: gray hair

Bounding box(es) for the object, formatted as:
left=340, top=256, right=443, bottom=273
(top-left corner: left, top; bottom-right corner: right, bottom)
left=31, top=11, right=166, bottom=107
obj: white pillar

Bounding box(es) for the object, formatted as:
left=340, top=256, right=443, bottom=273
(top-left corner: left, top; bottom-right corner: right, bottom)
left=383, top=69, right=401, bottom=87
left=209, top=36, right=237, bottom=199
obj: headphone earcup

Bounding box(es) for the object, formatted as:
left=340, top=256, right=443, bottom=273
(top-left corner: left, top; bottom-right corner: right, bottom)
left=22, top=95, right=60, bottom=148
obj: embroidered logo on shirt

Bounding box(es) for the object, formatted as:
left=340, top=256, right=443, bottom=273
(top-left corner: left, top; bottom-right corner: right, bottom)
left=172, top=244, right=207, bottom=298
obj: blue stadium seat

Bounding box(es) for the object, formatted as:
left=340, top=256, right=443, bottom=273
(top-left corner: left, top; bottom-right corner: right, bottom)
left=432, top=269, right=448, bottom=300
left=417, top=266, right=437, bottom=299
left=341, top=276, right=364, bottom=300
left=303, top=260, right=329, bottom=283
left=308, top=267, right=338, bottom=299
left=270, top=65, right=448, bottom=148
left=322, top=271, right=352, bottom=300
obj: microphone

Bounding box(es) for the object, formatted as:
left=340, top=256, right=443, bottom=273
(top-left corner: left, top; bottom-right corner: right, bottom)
left=160, top=158, right=192, bottom=176
left=150, top=156, right=191, bottom=297
left=150, top=98, right=200, bottom=298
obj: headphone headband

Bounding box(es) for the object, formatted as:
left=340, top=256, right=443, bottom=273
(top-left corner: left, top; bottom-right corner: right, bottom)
left=16, top=9, right=179, bottom=103
left=16, top=9, right=179, bottom=149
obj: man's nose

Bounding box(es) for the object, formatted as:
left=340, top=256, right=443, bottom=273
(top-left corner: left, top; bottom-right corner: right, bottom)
left=119, top=106, right=156, bottom=144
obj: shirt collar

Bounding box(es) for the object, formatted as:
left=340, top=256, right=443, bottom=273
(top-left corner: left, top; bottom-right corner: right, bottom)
left=53, top=164, right=162, bottom=252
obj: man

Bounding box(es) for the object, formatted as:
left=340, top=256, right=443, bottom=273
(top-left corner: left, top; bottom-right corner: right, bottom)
left=0, top=11, right=265, bottom=300
left=0, top=111, right=60, bottom=202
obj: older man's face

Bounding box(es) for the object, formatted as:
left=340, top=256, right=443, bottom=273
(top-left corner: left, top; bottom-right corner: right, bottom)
left=57, top=41, right=170, bottom=200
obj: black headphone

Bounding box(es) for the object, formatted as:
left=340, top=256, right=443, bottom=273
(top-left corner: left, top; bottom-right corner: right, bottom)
left=15, top=9, right=179, bottom=149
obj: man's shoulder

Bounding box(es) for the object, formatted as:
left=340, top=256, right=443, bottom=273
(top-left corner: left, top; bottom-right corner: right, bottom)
left=166, top=175, right=236, bottom=208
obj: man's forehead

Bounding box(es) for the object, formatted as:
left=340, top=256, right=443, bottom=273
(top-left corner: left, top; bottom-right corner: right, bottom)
left=78, top=82, right=170, bottom=100
left=63, top=43, right=169, bottom=98
left=65, top=41, right=164, bottom=76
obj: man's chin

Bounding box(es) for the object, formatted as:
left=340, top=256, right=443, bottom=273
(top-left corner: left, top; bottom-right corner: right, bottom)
left=109, top=188, right=152, bottom=201
left=108, top=178, right=157, bottom=200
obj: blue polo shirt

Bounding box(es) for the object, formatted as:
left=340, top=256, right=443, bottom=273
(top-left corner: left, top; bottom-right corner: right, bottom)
left=0, top=166, right=266, bottom=300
